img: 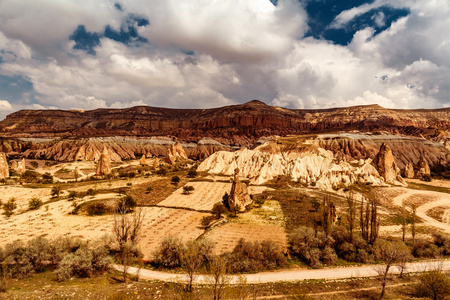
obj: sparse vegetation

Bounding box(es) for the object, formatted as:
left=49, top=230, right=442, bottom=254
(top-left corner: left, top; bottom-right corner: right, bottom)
left=182, top=185, right=195, bottom=195
left=51, top=185, right=61, bottom=198
left=3, top=197, right=17, bottom=217
left=28, top=197, right=43, bottom=211
left=171, top=175, right=180, bottom=186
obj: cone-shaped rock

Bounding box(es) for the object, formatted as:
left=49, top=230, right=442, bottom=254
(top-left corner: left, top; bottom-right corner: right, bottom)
left=404, top=162, right=414, bottom=178
left=140, top=155, right=146, bottom=166
left=229, top=168, right=252, bottom=213
left=0, top=153, right=9, bottom=179
left=372, top=143, right=406, bottom=185
left=165, top=141, right=188, bottom=164
left=96, top=148, right=111, bottom=176
left=415, top=154, right=431, bottom=178
left=153, top=157, right=160, bottom=169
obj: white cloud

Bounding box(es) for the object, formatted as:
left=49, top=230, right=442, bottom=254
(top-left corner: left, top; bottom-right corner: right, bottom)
left=0, top=100, right=13, bottom=110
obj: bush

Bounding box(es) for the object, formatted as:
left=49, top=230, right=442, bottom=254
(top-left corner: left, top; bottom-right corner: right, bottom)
left=171, top=176, right=180, bottom=185
left=86, top=188, right=97, bottom=196
left=413, top=239, right=441, bottom=258
left=117, top=195, right=137, bottom=213
left=433, top=233, right=450, bottom=256
left=42, top=172, right=53, bottom=184
left=2, top=198, right=17, bottom=217
left=156, top=168, right=167, bottom=176
left=224, top=239, right=288, bottom=273
left=86, top=202, right=107, bottom=216
left=153, top=236, right=185, bottom=269
left=201, top=215, right=212, bottom=227
left=55, top=246, right=93, bottom=281
left=28, top=197, right=43, bottom=211
left=68, top=191, right=77, bottom=200
left=187, top=170, right=197, bottom=178
left=416, top=270, right=450, bottom=300
left=211, top=202, right=227, bottom=219
left=289, top=226, right=336, bottom=267
left=51, top=185, right=61, bottom=198
left=182, top=185, right=195, bottom=195
left=146, top=186, right=153, bottom=194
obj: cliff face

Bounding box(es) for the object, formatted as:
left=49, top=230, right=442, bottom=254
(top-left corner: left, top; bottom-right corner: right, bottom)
left=2, top=101, right=450, bottom=144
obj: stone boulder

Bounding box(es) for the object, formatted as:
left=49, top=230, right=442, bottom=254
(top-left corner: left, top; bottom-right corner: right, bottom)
left=165, top=141, right=188, bottom=164
left=404, top=162, right=415, bottom=178
left=228, top=168, right=252, bottom=213
left=372, top=143, right=406, bottom=186
left=96, top=148, right=111, bottom=176
left=415, top=154, right=431, bottom=178
left=0, top=153, right=8, bottom=179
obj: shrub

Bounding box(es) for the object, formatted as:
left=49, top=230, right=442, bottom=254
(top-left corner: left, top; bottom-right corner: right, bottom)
left=171, top=176, right=180, bottom=185
left=3, top=197, right=17, bottom=217
left=156, top=168, right=167, bottom=176
left=182, top=185, right=194, bottom=195
left=71, top=201, right=81, bottom=215
left=187, top=170, right=197, bottom=178
left=145, top=186, right=153, bottom=193
left=42, top=172, right=53, bottom=184
left=86, top=188, right=96, bottom=196
left=86, top=202, right=107, bottom=216
left=416, top=270, right=450, bottom=300
left=413, top=239, right=441, bottom=258
left=68, top=191, right=77, bottom=200
left=201, top=216, right=212, bottom=227
left=422, top=174, right=432, bottom=182
left=3, top=240, right=34, bottom=278
left=222, top=192, right=230, bottom=211
left=153, top=236, right=185, bottom=269
left=211, top=202, right=227, bottom=219
left=28, top=197, right=43, bottom=211
left=224, top=239, right=288, bottom=273
left=117, top=195, right=137, bottom=213
left=51, top=185, right=61, bottom=198
left=434, top=232, right=450, bottom=256
left=289, top=226, right=336, bottom=267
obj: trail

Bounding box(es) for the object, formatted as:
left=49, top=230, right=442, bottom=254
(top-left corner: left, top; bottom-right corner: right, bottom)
left=113, top=260, right=450, bottom=284
left=392, top=188, right=450, bottom=232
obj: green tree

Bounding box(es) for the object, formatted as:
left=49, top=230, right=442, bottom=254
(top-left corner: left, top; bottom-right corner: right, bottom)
left=212, top=203, right=227, bottom=219
left=171, top=176, right=180, bottom=186
left=187, top=170, right=197, bottom=178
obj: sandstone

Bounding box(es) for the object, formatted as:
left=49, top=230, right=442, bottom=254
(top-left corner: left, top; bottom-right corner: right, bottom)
left=415, top=154, right=431, bottom=178
left=96, top=148, right=111, bottom=176
left=153, top=158, right=160, bottom=169
left=372, top=143, right=406, bottom=186
left=0, top=153, right=8, bottom=179
left=165, top=141, right=188, bottom=164
left=140, top=155, right=147, bottom=166
left=404, top=162, right=415, bottom=178
left=229, top=168, right=252, bottom=213
left=198, top=142, right=385, bottom=190
left=16, top=158, right=26, bottom=175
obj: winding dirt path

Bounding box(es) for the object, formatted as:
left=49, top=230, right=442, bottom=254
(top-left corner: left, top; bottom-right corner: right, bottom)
left=392, top=188, right=450, bottom=232
left=114, top=260, right=450, bottom=284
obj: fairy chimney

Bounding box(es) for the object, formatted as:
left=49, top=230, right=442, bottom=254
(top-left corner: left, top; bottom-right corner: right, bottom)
left=0, top=153, right=8, bottom=179
left=372, top=143, right=406, bottom=185
left=140, top=155, right=147, bottom=166
left=404, top=162, right=415, bottom=178
left=165, top=141, right=188, bottom=165
left=415, top=154, right=431, bottom=178
left=228, top=168, right=252, bottom=213
left=96, top=148, right=111, bottom=176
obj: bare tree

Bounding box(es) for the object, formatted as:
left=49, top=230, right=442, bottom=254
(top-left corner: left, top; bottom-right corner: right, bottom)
left=370, top=199, right=380, bottom=244
left=401, top=203, right=407, bottom=242
left=374, top=239, right=411, bottom=299
left=322, top=195, right=335, bottom=236
left=360, top=197, right=379, bottom=244
left=207, top=256, right=230, bottom=300
left=182, top=240, right=204, bottom=292
left=113, top=202, right=145, bottom=282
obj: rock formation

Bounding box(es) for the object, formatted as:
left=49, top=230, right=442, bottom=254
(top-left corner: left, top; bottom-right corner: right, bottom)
left=372, top=143, right=406, bottom=186
left=166, top=141, right=188, bottom=164
left=228, top=168, right=252, bottom=213
left=198, top=142, right=384, bottom=190
left=96, top=148, right=111, bottom=176
left=16, top=158, right=26, bottom=175
left=445, top=139, right=450, bottom=151
left=153, top=157, right=160, bottom=169
left=2, top=101, right=450, bottom=145
left=404, top=162, right=415, bottom=178
left=0, top=153, right=8, bottom=179
left=415, top=154, right=431, bottom=178
left=140, top=155, right=147, bottom=166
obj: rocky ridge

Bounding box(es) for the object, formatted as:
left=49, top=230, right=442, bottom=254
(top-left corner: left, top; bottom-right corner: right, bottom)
left=3, top=101, right=450, bottom=144
left=197, top=142, right=385, bottom=190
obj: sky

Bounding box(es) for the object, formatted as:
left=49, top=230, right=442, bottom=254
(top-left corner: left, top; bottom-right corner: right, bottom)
left=0, top=0, right=449, bottom=119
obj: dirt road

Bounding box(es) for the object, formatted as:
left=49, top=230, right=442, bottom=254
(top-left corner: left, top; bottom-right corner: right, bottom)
left=114, top=260, right=450, bottom=284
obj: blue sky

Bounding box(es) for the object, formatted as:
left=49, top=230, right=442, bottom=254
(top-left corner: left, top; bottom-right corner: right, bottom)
left=0, top=0, right=449, bottom=119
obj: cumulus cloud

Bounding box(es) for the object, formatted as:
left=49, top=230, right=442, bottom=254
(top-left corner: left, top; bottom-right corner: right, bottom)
left=0, top=100, right=12, bottom=110
left=0, top=0, right=449, bottom=116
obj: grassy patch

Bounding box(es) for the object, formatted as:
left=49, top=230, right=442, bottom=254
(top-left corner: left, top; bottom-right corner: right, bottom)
left=406, top=181, right=450, bottom=194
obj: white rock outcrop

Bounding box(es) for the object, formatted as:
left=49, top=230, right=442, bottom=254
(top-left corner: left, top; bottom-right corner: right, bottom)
left=197, top=143, right=384, bottom=190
